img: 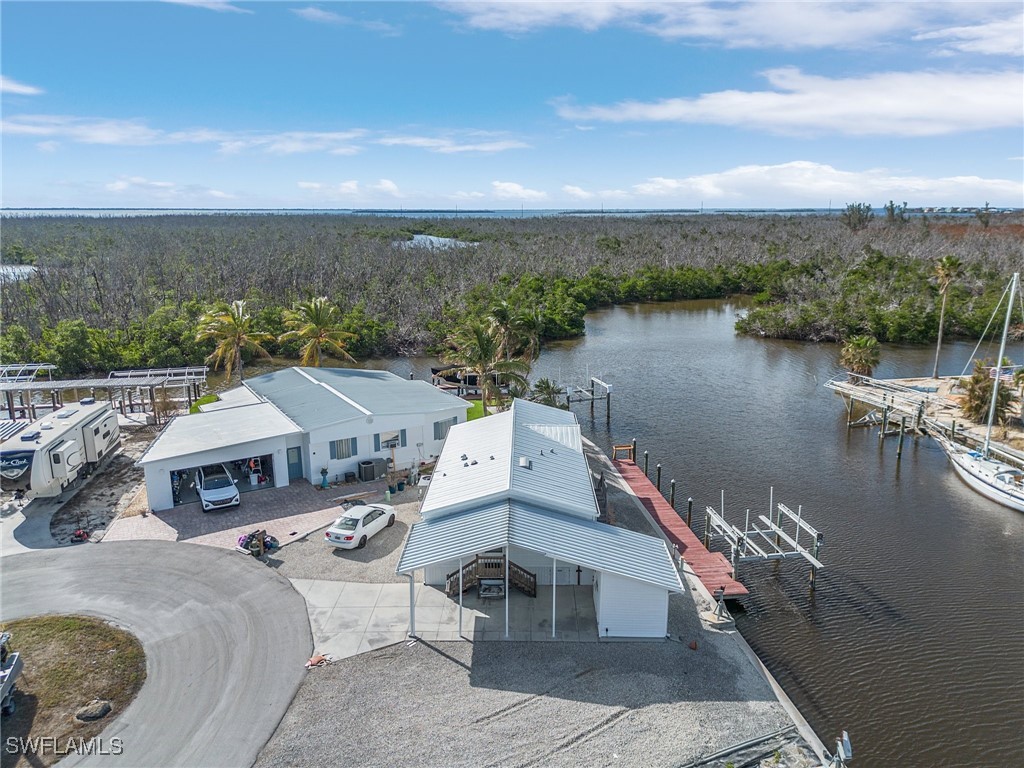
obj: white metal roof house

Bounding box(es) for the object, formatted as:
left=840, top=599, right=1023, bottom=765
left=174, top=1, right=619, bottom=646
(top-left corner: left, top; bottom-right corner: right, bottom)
left=397, top=399, right=684, bottom=639
left=137, top=367, right=470, bottom=511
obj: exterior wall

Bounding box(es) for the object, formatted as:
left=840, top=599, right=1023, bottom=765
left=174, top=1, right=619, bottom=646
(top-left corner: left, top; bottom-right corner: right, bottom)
left=506, top=545, right=595, bottom=585
left=142, top=434, right=288, bottom=511
left=594, top=572, right=668, bottom=638
left=308, top=406, right=467, bottom=486
left=424, top=558, right=460, bottom=586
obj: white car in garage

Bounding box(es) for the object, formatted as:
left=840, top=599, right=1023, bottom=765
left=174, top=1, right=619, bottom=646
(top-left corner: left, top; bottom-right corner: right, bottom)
left=194, top=463, right=241, bottom=512
left=325, top=503, right=396, bottom=549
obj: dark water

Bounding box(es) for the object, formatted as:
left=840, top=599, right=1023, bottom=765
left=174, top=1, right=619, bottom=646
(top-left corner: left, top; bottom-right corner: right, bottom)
left=523, top=300, right=1024, bottom=767
left=231, top=298, right=1023, bottom=764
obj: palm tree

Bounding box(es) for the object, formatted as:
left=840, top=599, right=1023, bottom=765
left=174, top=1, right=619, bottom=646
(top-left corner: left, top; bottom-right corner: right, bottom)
left=279, top=296, right=356, bottom=367
left=195, top=300, right=273, bottom=384
left=960, top=359, right=1016, bottom=424
left=531, top=377, right=568, bottom=409
left=840, top=335, right=881, bottom=379
left=487, top=301, right=545, bottom=364
left=932, top=255, right=964, bottom=378
left=442, top=320, right=529, bottom=416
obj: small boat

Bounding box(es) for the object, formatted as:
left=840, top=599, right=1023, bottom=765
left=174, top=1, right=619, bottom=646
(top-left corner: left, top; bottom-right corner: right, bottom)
left=934, top=272, right=1024, bottom=513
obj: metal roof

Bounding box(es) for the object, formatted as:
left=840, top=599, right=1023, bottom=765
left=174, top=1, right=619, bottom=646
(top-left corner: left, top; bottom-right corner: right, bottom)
left=0, top=375, right=179, bottom=393
left=398, top=500, right=684, bottom=593
left=420, top=399, right=597, bottom=520
left=242, top=367, right=469, bottom=432
left=137, top=403, right=301, bottom=465
left=0, top=401, right=113, bottom=453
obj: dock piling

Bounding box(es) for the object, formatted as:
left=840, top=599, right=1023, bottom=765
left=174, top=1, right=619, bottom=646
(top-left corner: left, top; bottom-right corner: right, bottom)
left=631, top=437, right=637, bottom=462
left=897, top=416, right=906, bottom=460
left=669, top=479, right=675, bottom=508
left=643, top=450, right=649, bottom=475
left=879, top=406, right=889, bottom=441
left=656, top=463, right=662, bottom=490
left=686, top=497, right=693, bottom=528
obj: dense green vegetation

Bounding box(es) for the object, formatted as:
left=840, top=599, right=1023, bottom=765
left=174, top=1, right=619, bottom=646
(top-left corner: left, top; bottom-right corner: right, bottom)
left=1, top=212, right=1020, bottom=375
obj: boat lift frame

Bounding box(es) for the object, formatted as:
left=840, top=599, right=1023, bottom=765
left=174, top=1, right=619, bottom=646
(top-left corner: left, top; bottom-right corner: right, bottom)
left=704, top=489, right=825, bottom=588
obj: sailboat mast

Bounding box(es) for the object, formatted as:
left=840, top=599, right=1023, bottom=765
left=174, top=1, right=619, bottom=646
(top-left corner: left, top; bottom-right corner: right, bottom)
left=983, top=272, right=1019, bottom=457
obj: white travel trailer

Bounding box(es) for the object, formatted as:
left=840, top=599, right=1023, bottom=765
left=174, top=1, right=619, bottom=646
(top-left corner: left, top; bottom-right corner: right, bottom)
left=0, top=399, right=120, bottom=498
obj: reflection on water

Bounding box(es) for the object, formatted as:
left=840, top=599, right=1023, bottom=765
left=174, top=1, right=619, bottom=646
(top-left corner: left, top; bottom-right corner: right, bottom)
left=532, top=300, right=1024, bottom=766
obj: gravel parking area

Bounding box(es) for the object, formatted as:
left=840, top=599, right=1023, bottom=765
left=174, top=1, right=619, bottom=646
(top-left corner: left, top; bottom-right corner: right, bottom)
left=256, top=595, right=818, bottom=768
left=267, top=492, right=421, bottom=583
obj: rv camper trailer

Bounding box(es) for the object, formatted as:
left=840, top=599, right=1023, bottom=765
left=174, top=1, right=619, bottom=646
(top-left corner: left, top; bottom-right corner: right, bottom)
left=0, top=400, right=120, bottom=498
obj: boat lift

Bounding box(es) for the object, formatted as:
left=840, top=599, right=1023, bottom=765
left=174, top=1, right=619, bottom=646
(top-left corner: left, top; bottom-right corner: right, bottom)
left=704, top=489, right=825, bottom=588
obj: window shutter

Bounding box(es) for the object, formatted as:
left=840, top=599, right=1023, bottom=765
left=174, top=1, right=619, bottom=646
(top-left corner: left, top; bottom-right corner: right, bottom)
left=400, top=429, right=407, bottom=447
left=433, top=421, right=441, bottom=440
left=349, top=437, right=357, bottom=456
left=329, top=441, right=338, bottom=460
left=374, top=433, right=380, bottom=452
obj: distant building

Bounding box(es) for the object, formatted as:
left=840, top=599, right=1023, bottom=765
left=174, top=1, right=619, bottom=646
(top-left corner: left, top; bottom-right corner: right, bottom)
left=138, top=367, right=469, bottom=511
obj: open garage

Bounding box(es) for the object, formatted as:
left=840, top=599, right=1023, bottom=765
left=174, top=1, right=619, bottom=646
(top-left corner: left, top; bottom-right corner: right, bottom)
left=137, top=403, right=301, bottom=511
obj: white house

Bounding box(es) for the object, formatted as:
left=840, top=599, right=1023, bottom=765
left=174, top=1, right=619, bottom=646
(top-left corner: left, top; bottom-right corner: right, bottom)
left=138, top=367, right=470, bottom=511
left=397, top=399, right=684, bottom=638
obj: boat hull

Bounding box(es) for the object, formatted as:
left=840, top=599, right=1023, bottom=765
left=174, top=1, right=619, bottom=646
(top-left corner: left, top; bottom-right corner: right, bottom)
left=935, top=436, right=1024, bottom=513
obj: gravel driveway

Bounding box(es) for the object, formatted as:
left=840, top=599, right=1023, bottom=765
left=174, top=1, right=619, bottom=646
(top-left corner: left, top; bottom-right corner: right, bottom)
left=255, top=597, right=819, bottom=768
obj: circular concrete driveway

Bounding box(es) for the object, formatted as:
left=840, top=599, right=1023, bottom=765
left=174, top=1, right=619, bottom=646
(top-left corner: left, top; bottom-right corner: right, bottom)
left=1, top=541, right=312, bottom=768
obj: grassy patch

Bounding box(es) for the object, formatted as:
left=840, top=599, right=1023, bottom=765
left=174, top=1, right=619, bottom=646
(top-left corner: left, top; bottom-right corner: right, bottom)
left=465, top=399, right=484, bottom=421
left=0, top=615, right=146, bottom=768
left=189, top=393, right=220, bottom=414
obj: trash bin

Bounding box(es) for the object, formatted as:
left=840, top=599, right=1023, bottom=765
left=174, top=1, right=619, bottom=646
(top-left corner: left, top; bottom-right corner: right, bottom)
left=358, top=460, right=376, bottom=482
left=344, top=471, right=357, bottom=483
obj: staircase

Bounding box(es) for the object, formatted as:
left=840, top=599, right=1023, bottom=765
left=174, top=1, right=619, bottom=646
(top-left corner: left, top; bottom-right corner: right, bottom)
left=445, top=555, right=537, bottom=598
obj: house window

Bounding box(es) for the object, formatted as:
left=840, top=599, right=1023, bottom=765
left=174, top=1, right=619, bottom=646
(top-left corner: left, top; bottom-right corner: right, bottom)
left=374, top=429, right=407, bottom=452
left=433, top=416, right=458, bottom=441
left=329, top=437, right=357, bottom=460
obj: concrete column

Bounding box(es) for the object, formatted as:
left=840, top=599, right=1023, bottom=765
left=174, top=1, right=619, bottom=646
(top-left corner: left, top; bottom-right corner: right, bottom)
left=458, top=557, right=464, bottom=638
left=408, top=574, right=417, bottom=637
left=551, top=557, right=557, bottom=639
left=504, top=547, right=509, bottom=639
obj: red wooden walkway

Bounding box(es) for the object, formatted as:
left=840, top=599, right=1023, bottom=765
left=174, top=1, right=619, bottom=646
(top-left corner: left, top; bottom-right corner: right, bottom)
left=614, top=459, right=749, bottom=598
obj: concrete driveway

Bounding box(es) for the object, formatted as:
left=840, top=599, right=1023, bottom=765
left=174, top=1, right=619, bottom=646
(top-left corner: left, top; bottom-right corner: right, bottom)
left=0, top=541, right=312, bottom=768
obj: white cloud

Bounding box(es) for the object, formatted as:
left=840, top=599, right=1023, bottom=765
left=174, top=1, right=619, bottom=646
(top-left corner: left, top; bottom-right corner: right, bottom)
left=163, top=1, right=252, bottom=14
left=36, top=141, right=59, bottom=153
left=296, top=180, right=360, bottom=198
left=102, top=175, right=235, bottom=202
left=449, top=190, right=486, bottom=200
left=628, top=160, right=1023, bottom=207
left=440, top=2, right=1021, bottom=52
left=372, top=179, right=401, bottom=196
left=1, top=76, right=44, bottom=95
left=292, top=5, right=400, bottom=34
left=563, top=185, right=594, bottom=200
left=555, top=68, right=1023, bottom=137
left=377, top=135, right=528, bottom=153
left=491, top=181, right=547, bottom=201
left=106, top=176, right=176, bottom=192
left=914, top=13, right=1024, bottom=56
left=292, top=6, right=347, bottom=24
left=2, top=115, right=367, bottom=154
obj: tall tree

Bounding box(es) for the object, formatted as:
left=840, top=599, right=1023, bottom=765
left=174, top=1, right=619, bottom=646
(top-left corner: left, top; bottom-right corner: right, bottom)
left=442, top=320, right=529, bottom=416
left=279, top=296, right=356, bottom=367
left=840, top=335, right=881, bottom=379
left=931, top=255, right=964, bottom=378
left=531, top=377, right=568, bottom=409
left=195, top=300, right=273, bottom=384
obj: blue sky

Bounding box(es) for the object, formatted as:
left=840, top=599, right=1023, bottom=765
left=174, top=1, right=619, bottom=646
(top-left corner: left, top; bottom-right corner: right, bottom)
left=2, top=1, right=1022, bottom=209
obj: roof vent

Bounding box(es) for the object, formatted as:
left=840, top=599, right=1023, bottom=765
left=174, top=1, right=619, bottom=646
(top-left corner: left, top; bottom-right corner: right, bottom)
left=470, top=460, right=478, bottom=466
left=518, top=456, right=532, bottom=470
left=489, top=455, right=495, bottom=460
left=464, top=462, right=469, bottom=467
left=56, top=409, right=77, bottom=419
left=460, top=454, right=468, bottom=461
left=40, top=422, right=53, bottom=430
left=20, top=431, right=41, bottom=441
left=80, top=397, right=95, bottom=405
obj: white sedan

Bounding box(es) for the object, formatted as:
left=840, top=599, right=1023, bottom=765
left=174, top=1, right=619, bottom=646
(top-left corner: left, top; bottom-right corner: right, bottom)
left=324, top=503, right=396, bottom=549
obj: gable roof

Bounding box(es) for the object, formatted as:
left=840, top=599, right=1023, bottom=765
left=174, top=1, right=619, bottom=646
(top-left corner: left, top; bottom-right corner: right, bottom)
left=419, top=399, right=597, bottom=520
left=397, top=500, right=684, bottom=593
left=242, top=367, right=470, bottom=432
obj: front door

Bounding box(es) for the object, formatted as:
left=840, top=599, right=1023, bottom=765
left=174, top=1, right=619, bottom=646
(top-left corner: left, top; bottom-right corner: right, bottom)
left=287, top=447, right=303, bottom=480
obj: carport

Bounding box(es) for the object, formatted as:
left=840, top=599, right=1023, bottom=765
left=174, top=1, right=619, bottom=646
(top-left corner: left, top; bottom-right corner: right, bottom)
left=137, top=403, right=302, bottom=511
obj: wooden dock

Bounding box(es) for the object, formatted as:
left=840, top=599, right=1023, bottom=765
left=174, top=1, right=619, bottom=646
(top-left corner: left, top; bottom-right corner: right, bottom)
left=613, top=459, right=748, bottom=598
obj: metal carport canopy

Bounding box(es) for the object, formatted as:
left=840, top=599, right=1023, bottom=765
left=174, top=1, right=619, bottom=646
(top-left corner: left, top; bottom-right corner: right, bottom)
left=397, top=499, right=684, bottom=593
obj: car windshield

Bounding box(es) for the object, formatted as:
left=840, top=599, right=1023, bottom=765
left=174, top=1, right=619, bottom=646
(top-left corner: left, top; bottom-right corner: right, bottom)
left=334, top=517, right=359, bottom=531
left=203, top=476, right=232, bottom=489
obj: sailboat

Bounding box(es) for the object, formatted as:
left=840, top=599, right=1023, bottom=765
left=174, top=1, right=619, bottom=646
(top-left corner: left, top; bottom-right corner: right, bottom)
left=933, top=272, right=1024, bottom=513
